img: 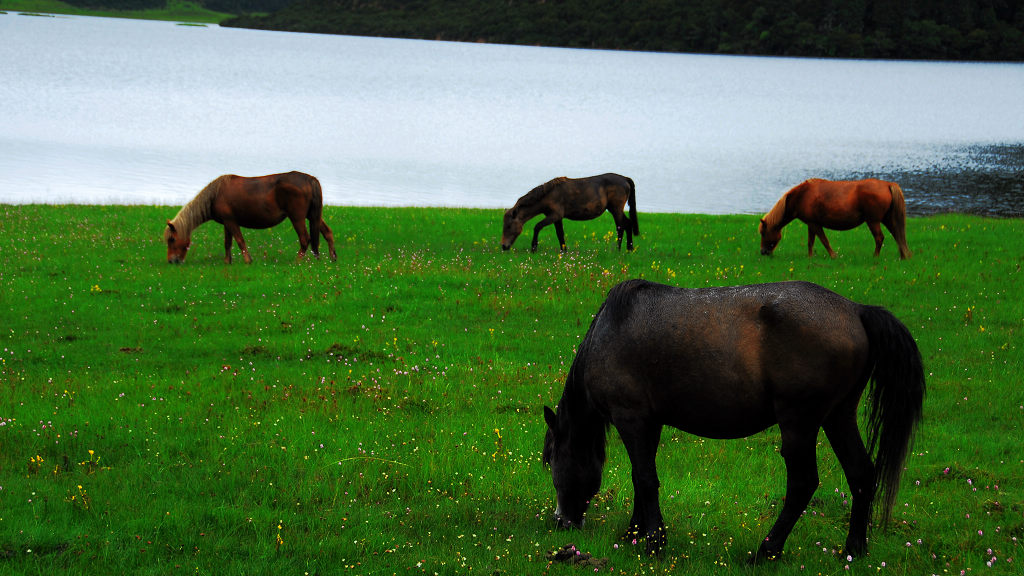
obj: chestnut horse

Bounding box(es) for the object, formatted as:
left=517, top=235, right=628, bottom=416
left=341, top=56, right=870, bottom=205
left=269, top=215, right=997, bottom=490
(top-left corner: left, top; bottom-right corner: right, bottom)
left=544, top=279, right=925, bottom=562
left=163, top=171, right=336, bottom=264
left=758, top=178, right=911, bottom=259
left=501, top=173, right=638, bottom=252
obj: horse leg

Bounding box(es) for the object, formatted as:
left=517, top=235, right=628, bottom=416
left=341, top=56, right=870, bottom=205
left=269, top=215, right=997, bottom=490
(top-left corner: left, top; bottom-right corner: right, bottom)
left=224, top=221, right=252, bottom=264
left=753, top=424, right=819, bottom=563
left=823, top=409, right=876, bottom=557
left=319, top=219, right=337, bottom=261
left=808, top=225, right=836, bottom=258
left=882, top=220, right=911, bottom=259
left=554, top=221, right=567, bottom=251
left=307, top=215, right=322, bottom=257
left=618, top=423, right=667, bottom=555
left=530, top=217, right=554, bottom=252
left=867, top=222, right=885, bottom=257
left=223, top=227, right=233, bottom=264
left=290, top=217, right=312, bottom=260
left=612, top=210, right=633, bottom=251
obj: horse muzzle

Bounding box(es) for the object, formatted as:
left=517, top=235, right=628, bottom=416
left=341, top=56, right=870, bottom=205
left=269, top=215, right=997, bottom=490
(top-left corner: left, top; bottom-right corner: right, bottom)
left=552, top=505, right=584, bottom=530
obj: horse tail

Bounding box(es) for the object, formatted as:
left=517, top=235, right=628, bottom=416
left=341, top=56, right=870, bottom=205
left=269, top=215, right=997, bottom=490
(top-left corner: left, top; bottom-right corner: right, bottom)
left=626, top=177, right=639, bottom=236
left=859, top=305, right=926, bottom=527
left=887, top=183, right=912, bottom=259
left=308, top=174, right=325, bottom=253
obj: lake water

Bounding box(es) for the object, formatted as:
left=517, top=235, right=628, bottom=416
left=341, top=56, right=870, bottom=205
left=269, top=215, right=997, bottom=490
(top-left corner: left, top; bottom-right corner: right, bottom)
left=2, top=13, right=1022, bottom=216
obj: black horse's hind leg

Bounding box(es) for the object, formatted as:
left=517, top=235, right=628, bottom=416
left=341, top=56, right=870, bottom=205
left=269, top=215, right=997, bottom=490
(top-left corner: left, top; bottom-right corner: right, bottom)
left=611, top=210, right=634, bottom=251
left=753, top=424, right=820, bottom=563
left=554, top=221, right=567, bottom=251
left=823, top=409, right=876, bottom=557
left=619, top=422, right=667, bottom=554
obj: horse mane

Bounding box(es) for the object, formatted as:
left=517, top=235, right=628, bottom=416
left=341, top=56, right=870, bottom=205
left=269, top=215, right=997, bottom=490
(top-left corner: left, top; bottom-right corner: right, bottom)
left=516, top=176, right=568, bottom=210
left=168, top=175, right=225, bottom=235
left=762, top=180, right=814, bottom=231
left=761, top=190, right=791, bottom=232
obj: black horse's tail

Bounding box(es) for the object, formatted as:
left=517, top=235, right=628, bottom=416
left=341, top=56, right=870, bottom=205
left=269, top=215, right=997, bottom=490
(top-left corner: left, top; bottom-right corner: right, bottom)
left=859, top=305, right=926, bottom=527
left=626, top=177, right=639, bottom=236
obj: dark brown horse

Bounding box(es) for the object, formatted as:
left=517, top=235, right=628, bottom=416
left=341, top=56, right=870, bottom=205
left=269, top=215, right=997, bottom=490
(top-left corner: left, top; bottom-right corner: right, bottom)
left=501, top=173, right=638, bottom=252
left=544, top=279, right=924, bottom=562
left=759, top=178, right=911, bottom=259
left=163, top=171, right=336, bottom=264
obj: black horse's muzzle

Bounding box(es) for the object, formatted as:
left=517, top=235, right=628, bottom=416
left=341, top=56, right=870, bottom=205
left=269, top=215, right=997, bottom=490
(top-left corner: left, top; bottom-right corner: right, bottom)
left=552, top=506, right=584, bottom=529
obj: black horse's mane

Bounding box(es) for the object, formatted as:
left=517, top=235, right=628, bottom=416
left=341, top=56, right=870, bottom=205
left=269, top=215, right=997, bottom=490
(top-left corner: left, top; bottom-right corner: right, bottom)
left=516, top=176, right=567, bottom=210
left=602, top=278, right=660, bottom=327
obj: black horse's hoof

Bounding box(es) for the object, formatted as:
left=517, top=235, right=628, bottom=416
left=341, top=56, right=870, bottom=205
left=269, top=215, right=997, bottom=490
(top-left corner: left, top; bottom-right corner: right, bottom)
left=749, top=543, right=781, bottom=564
left=620, top=524, right=666, bottom=555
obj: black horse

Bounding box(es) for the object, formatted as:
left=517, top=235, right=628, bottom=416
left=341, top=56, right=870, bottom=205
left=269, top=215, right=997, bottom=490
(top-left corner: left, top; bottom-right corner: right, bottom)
left=501, top=173, right=638, bottom=252
left=543, top=279, right=925, bottom=562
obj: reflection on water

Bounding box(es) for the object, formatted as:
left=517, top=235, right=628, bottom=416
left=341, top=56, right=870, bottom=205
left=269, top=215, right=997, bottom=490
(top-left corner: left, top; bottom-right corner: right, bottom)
left=848, top=144, right=1024, bottom=217
left=0, top=14, right=1022, bottom=216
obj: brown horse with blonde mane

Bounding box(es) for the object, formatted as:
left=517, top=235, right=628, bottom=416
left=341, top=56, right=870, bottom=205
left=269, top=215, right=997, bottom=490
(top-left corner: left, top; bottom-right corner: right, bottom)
left=759, top=178, right=911, bottom=259
left=164, top=171, right=336, bottom=264
left=501, top=173, right=638, bottom=252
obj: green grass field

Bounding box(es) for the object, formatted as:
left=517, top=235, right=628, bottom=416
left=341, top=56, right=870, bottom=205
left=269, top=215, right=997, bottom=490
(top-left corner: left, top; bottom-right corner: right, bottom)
left=0, top=205, right=1021, bottom=575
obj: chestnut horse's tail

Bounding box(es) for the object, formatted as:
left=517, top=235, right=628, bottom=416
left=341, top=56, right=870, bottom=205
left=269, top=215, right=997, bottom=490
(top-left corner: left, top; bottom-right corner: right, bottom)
left=308, top=175, right=325, bottom=254
left=626, top=176, right=639, bottom=236
left=887, top=184, right=912, bottom=259
left=859, top=305, right=925, bottom=527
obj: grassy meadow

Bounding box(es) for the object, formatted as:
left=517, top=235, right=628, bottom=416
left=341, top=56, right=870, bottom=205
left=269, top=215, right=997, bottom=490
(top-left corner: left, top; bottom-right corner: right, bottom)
left=0, top=204, right=1021, bottom=575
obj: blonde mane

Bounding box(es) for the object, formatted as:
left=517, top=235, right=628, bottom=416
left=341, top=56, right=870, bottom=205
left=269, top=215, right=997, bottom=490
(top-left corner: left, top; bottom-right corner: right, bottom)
left=167, top=175, right=226, bottom=236
left=761, top=181, right=809, bottom=232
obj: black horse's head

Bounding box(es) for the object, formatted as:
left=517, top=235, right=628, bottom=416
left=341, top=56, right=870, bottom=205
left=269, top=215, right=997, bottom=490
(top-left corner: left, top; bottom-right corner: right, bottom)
left=501, top=208, right=524, bottom=251
left=543, top=406, right=602, bottom=529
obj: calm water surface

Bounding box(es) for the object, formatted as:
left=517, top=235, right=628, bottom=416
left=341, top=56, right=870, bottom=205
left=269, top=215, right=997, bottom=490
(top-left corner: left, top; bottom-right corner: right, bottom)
left=1, top=13, right=1022, bottom=215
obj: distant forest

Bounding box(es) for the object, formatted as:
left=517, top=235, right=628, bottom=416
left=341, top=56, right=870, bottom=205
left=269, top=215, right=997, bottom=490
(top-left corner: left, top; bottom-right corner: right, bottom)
left=58, top=1, right=1024, bottom=60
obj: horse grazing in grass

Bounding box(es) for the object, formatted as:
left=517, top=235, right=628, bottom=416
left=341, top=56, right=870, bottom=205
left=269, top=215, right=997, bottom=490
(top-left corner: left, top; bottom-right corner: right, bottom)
left=759, top=178, right=912, bottom=259
left=164, top=171, right=336, bottom=264
left=543, top=279, right=924, bottom=562
left=501, top=173, right=638, bottom=252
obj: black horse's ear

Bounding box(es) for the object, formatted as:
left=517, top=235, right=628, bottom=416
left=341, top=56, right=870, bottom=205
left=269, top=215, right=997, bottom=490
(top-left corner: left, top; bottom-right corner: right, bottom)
left=544, top=406, right=558, bottom=430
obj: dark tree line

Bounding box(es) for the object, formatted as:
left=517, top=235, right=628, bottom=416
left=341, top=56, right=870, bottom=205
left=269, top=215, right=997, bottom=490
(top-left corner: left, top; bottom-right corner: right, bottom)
left=55, top=0, right=291, bottom=12
left=54, top=1, right=1024, bottom=60
left=221, top=0, right=1024, bottom=60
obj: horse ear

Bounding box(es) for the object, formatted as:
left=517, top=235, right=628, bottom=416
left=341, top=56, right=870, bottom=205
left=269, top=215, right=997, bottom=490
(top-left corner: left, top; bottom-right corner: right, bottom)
left=544, top=406, right=558, bottom=430
left=166, top=220, right=176, bottom=232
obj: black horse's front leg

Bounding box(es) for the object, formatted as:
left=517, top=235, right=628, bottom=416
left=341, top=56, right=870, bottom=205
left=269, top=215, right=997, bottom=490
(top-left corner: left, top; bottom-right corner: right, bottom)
left=619, top=423, right=666, bottom=555
left=531, top=217, right=561, bottom=252
left=554, top=221, right=567, bottom=251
